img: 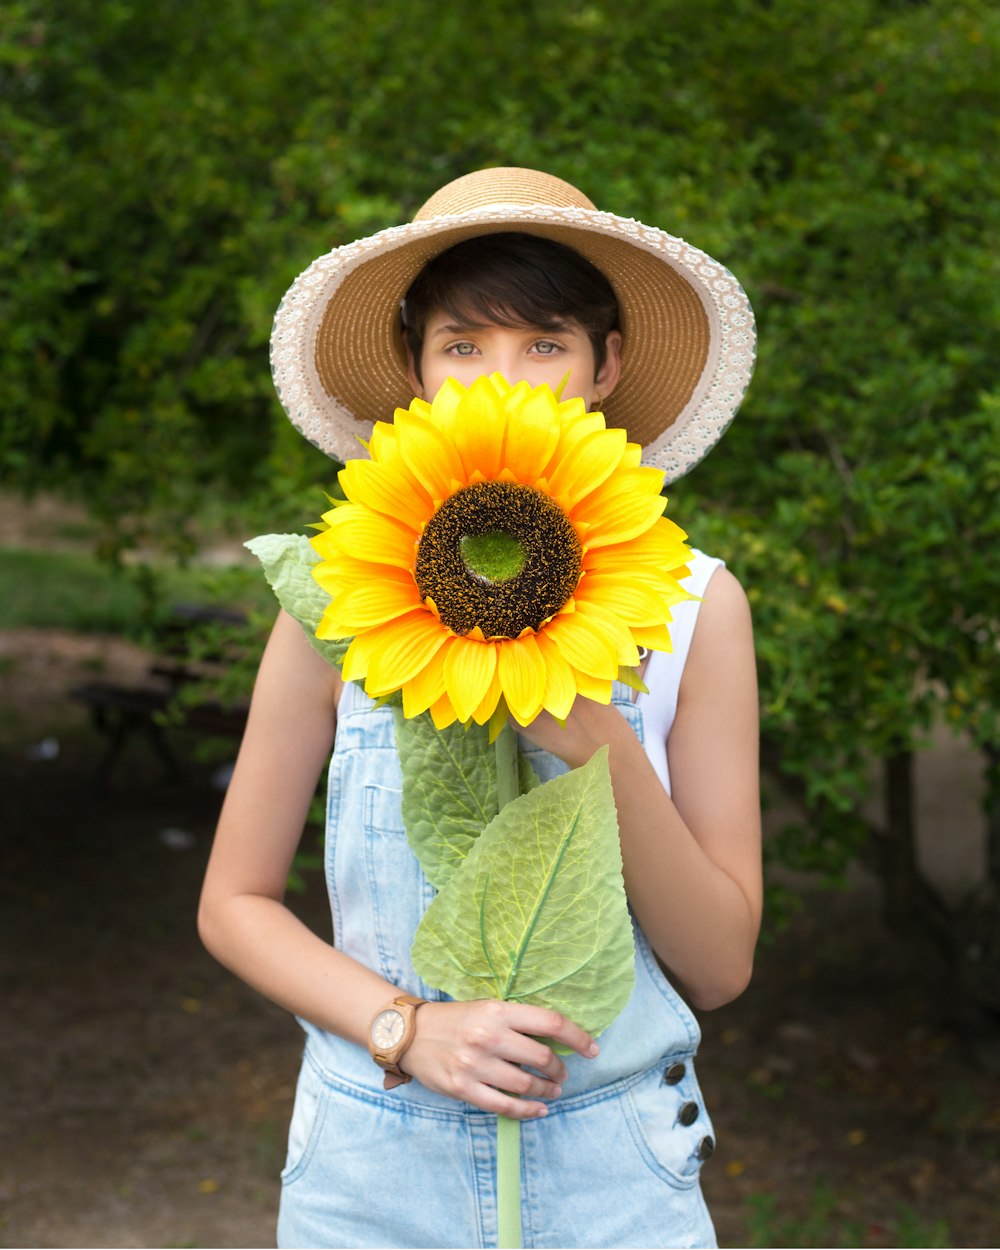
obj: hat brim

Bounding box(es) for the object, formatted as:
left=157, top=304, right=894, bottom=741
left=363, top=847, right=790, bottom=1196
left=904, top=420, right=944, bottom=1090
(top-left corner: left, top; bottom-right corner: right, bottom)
left=270, top=204, right=755, bottom=480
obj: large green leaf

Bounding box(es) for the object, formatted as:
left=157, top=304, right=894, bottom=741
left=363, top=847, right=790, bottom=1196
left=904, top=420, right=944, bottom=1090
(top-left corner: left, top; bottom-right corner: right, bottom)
left=411, top=747, right=635, bottom=1038
left=394, top=713, right=540, bottom=889
left=244, top=532, right=350, bottom=668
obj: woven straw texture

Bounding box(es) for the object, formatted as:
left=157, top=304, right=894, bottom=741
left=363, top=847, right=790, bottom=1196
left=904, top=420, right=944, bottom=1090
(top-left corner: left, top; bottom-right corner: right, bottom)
left=270, top=169, right=755, bottom=480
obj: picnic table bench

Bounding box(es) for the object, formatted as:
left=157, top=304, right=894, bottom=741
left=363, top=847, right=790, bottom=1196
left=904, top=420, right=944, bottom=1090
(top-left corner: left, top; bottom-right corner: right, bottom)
left=71, top=603, right=251, bottom=783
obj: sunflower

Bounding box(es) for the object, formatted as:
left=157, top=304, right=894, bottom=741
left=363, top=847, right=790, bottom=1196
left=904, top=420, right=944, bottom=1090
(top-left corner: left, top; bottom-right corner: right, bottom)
left=310, top=374, right=693, bottom=730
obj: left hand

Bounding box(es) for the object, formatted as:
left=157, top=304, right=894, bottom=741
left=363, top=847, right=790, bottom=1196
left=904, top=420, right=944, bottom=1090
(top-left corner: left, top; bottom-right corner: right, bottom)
left=515, top=697, right=635, bottom=770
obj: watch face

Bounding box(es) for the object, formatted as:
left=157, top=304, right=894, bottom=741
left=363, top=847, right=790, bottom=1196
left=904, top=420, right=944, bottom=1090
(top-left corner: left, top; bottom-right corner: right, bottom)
left=371, top=1008, right=406, bottom=1050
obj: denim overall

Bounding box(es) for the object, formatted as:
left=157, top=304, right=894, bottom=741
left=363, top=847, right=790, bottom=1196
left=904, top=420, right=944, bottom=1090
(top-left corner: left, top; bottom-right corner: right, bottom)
left=278, top=557, right=722, bottom=1249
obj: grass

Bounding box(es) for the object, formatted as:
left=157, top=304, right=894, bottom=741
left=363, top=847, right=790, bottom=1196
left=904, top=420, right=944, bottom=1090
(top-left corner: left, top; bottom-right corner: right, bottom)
left=0, top=547, right=270, bottom=636
left=744, top=1183, right=952, bottom=1248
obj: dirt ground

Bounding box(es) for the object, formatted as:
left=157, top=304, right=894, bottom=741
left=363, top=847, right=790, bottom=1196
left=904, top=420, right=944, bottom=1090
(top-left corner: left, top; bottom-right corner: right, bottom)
left=1, top=628, right=998, bottom=1250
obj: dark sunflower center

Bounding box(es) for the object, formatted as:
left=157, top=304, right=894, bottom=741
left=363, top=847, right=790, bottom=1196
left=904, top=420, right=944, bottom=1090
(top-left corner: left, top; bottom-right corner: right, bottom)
left=415, top=481, right=582, bottom=638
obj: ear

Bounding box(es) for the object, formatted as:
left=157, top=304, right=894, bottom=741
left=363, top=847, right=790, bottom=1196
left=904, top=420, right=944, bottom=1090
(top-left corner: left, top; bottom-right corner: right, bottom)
left=595, top=330, right=623, bottom=401
left=404, top=331, right=424, bottom=399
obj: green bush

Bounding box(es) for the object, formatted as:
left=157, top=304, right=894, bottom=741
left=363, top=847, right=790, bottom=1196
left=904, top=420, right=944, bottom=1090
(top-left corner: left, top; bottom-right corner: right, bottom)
left=3, top=0, right=997, bottom=941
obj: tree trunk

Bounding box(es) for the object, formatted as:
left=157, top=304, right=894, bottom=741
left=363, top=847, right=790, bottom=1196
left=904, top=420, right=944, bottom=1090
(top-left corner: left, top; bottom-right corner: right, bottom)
left=984, top=745, right=1000, bottom=887
left=883, top=749, right=917, bottom=931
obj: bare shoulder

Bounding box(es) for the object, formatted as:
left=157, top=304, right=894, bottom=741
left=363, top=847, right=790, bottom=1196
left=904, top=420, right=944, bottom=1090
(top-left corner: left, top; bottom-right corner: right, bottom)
left=696, top=566, right=752, bottom=635
left=681, top=565, right=756, bottom=701
left=253, top=608, right=343, bottom=714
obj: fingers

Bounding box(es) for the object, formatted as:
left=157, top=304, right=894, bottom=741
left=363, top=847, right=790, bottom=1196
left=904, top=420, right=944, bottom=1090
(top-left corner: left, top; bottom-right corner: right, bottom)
left=501, top=1002, right=600, bottom=1061
left=445, top=1052, right=562, bottom=1121
left=402, top=999, right=598, bottom=1118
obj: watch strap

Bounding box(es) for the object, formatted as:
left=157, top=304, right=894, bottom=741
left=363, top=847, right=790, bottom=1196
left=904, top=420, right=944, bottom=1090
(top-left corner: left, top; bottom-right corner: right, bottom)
left=368, top=994, right=428, bottom=1090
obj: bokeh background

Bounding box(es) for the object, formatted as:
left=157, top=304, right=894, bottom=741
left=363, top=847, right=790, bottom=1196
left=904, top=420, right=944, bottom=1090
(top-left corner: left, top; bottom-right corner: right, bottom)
left=2, top=1, right=998, bottom=1246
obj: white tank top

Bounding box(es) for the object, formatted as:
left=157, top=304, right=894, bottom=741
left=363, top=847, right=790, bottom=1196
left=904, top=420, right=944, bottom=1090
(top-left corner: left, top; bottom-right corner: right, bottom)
left=636, top=548, right=724, bottom=795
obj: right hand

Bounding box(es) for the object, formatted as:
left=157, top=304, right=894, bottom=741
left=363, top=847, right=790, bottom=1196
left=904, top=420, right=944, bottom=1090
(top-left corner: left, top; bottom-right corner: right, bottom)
left=400, top=999, right=599, bottom=1119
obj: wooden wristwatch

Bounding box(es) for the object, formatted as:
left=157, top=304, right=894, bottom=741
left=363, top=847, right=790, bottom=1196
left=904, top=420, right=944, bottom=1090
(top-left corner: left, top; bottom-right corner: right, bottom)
left=368, top=994, right=427, bottom=1090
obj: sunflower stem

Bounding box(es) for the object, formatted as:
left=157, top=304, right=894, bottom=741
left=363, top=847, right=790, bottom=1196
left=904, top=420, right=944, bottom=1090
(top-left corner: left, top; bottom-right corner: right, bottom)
left=495, top=721, right=520, bottom=811
left=494, top=722, right=523, bottom=1248
left=497, top=1113, right=522, bottom=1249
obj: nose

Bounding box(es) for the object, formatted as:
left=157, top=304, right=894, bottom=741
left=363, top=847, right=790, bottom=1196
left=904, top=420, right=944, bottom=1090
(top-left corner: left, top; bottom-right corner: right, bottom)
left=489, top=345, right=523, bottom=384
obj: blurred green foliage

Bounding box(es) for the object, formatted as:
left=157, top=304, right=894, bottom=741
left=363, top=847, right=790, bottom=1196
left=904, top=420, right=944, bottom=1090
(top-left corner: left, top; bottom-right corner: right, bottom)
left=0, top=547, right=273, bottom=635
left=2, top=0, right=998, bottom=916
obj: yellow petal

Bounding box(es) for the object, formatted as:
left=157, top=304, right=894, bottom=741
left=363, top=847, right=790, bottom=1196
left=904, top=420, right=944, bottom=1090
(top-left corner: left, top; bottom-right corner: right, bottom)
left=470, top=661, right=504, bottom=726
left=584, top=522, right=691, bottom=573
left=546, top=427, right=628, bottom=511
left=497, top=634, right=547, bottom=725
left=502, top=388, right=562, bottom=481
left=317, top=506, right=417, bottom=569
left=339, top=458, right=430, bottom=532
left=402, top=647, right=448, bottom=718
left=368, top=422, right=431, bottom=509
left=575, top=601, right=640, bottom=667
left=427, top=377, right=468, bottom=433
left=340, top=629, right=382, bottom=683
left=393, top=408, right=467, bottom=501
left=551, top=409, right=606, bottom=462
left=327, top=579, right=421, bottom=630
left=366, top=418, right=397, bottom=460
left=543, top=612, right=620, bottom=680
left=534, top=632, right=579, bottom=721
left=315, top=606, right=352, bottom=641
left=452, top=377, right=508, bottom=480
left=631, top=622, right=677, bottom=652
left=585, top=462, right=665, bottom=500
left=574, top=572, right=679, bottom=627
left=494, top=374, right=530, bottom=404
left=350, top=612, right=449, bottom=694
left=555, top=394, right=590, bottom=425
left=443, top=636, right=499, bottom=723
left=486, top=696, right=510, bottom=743
left=578, top=491, right=667, bottom=548
left=573, top=468, right=665, bottom=539
left=568, top=668, right=614, bottom=704
left=429, top=691, right=460, bottom=729
left=312, top=555, right=413, bottom=595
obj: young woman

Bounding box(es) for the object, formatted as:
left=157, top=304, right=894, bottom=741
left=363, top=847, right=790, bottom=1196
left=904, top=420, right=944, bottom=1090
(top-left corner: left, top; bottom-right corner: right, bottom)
left=199, top=167, right=761, bottom=1249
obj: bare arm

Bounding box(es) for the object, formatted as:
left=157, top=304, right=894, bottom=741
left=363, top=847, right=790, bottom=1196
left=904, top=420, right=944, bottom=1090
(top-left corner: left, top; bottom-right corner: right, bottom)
left=518, top=568, right=762, bottom=1010
left=198, top=609, right=596, bottom=1117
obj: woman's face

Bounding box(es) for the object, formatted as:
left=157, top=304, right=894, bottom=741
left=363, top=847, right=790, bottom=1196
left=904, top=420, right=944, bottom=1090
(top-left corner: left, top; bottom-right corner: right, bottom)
left=410, top=313, right=621, bottom=411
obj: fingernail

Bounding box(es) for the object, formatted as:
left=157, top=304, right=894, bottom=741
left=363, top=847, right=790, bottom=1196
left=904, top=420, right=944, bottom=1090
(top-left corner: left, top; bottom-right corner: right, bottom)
left=549, top=1085, right=563, bottom=1098
left=588, top=1042, right=599, bottom=1057
left=536, top=1106, right=549, bottom=1117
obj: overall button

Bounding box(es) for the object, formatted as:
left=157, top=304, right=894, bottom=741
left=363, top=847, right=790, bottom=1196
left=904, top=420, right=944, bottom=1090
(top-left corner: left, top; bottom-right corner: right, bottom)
left=678, top=1101, right=699, bottom=1126
left=696, top=1135, right=715, bottom=1161
left=663, top=1062, right=687, bottom=1086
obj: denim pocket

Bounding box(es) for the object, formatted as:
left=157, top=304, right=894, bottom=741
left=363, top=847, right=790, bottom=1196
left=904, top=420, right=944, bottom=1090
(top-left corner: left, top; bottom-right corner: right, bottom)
left=281, top=1055, right=331, bottom=1187
left=621, top=1061, right=715, bottom=1190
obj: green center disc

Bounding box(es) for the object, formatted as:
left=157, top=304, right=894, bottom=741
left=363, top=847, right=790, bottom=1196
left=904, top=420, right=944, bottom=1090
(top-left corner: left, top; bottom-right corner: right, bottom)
left=414, top=481, right=582, bottom=638
left=459, top=531, right=526, bottom=583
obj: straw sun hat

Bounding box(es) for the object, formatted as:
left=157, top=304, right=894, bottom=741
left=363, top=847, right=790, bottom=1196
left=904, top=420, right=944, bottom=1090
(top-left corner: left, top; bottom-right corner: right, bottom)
left=270, top=167, right=755, bottom=481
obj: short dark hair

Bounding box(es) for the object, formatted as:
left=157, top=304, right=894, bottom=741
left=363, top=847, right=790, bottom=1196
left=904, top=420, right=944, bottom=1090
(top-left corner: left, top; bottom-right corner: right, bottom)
left=403, top=232, right=620, bottom=383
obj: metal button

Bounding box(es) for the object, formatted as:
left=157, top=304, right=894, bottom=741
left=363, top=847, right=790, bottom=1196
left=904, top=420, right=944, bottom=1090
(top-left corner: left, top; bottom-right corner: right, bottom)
left=678, top=1101, right=699, bottom=1126
left=663, top=1062, right=687, bottom=1086
left=696, top=1135, right=715, bottom=1161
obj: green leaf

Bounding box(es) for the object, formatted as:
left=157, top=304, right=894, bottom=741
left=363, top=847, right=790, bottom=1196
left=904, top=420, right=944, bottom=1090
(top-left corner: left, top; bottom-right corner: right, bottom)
left=411, top=747, right=635, bottom=1038
left=394, top=713, right=540, bottom=890
left=244, top=532, right=349, bottom=668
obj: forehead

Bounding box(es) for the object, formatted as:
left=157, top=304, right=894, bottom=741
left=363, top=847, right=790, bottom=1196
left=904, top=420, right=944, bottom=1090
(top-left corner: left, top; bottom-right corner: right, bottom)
left=424, top=310, right=581, bottom=334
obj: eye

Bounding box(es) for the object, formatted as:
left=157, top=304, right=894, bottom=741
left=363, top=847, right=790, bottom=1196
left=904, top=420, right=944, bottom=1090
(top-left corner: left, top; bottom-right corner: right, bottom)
left=532, top=340, right=563, bottom=356
left=447, top=341, right=478, bottom=357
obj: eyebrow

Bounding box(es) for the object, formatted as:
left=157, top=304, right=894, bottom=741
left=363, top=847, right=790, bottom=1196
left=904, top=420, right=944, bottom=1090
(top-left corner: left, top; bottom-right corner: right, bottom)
left=430, top=321, right=491, bottom=336
left=429, top=317, right=571, bottom=337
